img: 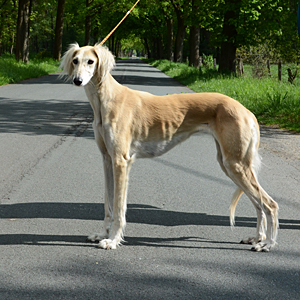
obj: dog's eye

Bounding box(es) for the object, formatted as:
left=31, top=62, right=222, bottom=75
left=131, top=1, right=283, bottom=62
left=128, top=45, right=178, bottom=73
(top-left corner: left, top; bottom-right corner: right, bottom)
left=88, top=60, right=94, bottom=65
left=73, top=58, right=78, bottom=65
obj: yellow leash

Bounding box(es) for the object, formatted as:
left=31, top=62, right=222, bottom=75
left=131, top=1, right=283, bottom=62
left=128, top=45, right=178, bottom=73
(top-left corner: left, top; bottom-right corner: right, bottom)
left=99, top=0, right=141, bottom=46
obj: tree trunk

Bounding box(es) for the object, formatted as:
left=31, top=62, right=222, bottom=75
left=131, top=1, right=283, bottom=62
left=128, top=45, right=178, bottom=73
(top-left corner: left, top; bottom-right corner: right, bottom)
left=171, top=0, right=189, bottom=63
left=144, top=38, right=151, bottom=58
left=218, top=0, right=241, bottom=73
left=10, top=33, right=15, bottom=55
left=16, top=0, right=31, bottom=62
left=157, top=36, right=163, bottom=59
left=0, top=31, right=2, bottom=55
left=174, top=14, right=186, bottom=62
left=189, top=0, right=200, bottom=67
left=219, top=41, right=237, bottom=73
left=84, top=0, right=92, bottom=45
left=189, top=25, right=200, bottom=67
left=278, top=61, right=282, bottom=81
left=166, top=18, right=174, bottom=61
left=53, top=0, right=65, bottom=60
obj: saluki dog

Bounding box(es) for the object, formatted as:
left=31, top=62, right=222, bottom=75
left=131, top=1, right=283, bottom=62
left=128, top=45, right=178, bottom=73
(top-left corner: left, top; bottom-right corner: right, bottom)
left=60, top=43, right=279, bottom=252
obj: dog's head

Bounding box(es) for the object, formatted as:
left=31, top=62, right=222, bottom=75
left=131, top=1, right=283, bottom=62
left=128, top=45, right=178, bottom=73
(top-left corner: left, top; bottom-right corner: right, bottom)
left=59, top=43, right=115, bottom=86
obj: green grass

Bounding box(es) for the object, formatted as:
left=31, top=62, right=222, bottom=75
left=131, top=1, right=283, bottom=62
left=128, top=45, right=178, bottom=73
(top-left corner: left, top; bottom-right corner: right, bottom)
left=148, top=59, right=300, bottom=132
left=0, top=53, right=60, bottom=86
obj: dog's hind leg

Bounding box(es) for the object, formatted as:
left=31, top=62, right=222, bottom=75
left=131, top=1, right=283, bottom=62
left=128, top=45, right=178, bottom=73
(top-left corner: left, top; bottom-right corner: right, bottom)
left=231, top=169, right=278, bottom=251
left=222, top=142, right=278, bottom=252
left=214, top=119, right=278, bottom=251
left=228, top=183, right=266, bottom=245
left=215, top=139, right=246, bottom=227
left=239, top=198, right=266, bottom=246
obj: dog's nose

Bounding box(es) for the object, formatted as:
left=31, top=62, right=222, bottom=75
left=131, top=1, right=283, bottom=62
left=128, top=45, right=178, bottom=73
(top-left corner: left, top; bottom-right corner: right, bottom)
left=73, top=77, right=83, bottom=86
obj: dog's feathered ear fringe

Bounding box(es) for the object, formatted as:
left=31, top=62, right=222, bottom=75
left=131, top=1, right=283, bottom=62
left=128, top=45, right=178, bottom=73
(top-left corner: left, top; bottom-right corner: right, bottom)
left=93, top=44, right=115, bottom=84
left=59, top=43, right=80, bottom=79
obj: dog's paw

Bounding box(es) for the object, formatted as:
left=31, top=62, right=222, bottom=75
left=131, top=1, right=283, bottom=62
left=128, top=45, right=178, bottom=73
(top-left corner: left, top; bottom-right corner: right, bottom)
left=251, top=241, right=275, bottom=252
left=86, top=232, right=108, bottom=243
left=97, top=239, right=118, bottom=250
left=240, top=237, right=257, bottom=245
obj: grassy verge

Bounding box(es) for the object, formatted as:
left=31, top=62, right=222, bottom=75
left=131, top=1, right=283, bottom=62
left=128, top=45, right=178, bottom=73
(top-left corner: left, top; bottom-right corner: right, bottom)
left=148, top=59, right=300, bottom=132
left=0, top=54, right=60, bottom=86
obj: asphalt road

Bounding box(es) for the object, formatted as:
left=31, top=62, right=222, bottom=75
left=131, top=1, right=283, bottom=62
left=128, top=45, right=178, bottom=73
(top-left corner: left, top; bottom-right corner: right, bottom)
left=0, top=58, right=300, bottom=299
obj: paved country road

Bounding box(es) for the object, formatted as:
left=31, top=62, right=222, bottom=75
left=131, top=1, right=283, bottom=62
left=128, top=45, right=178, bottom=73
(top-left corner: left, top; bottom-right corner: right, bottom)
left=0, top=59, right=299, bottom=299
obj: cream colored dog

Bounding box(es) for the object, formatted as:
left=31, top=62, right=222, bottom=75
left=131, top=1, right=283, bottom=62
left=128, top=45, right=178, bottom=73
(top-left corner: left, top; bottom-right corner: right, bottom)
left=60, top=43, right=279, bottom=252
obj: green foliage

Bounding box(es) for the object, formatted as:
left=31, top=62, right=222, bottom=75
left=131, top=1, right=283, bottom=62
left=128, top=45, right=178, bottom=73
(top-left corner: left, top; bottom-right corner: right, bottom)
left=30, top=1, right=58, bottom=54
left=149, top=59, right=300, bottom=131
left=0, top=0, right=18, bottom=54
left=0, top=0, right=299, bottom=62
left=202, top=54, right=214, bottom=69
left=0, top=54, right=59, bottom=85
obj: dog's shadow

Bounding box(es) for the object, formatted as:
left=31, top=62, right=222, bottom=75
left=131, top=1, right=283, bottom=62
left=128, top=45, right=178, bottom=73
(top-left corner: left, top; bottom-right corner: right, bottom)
left=0, top=233, right=243, bottom=251
left=0, top=202, right=254, bottom=226
left=0, top=202, right=299, bottom=248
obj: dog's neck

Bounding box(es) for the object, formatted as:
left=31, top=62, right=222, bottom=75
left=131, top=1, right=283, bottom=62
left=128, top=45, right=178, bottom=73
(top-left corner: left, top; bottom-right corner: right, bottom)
left=88, top=73, right=122, bottom=103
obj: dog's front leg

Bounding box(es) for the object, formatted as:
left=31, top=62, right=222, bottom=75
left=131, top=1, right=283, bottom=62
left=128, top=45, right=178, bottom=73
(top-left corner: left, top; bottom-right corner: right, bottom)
left=87, top=152, right=114, bottom=243
left=98, top=155, right=132, bottom=250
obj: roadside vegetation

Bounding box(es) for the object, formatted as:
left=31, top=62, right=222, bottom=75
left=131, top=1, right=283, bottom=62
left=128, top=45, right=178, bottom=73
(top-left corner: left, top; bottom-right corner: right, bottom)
left=148, top=59, right=300, bottom=132
left=0, top=54, right=59, bottom=86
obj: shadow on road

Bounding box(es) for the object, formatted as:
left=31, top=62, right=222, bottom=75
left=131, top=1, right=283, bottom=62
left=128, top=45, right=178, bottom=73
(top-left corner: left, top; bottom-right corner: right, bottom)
left=0, top=202, right=298, bottom=230
left=0, top=233, right=244, bottom=252
left=113, top=74, right=181, bottom=87
left=0, top=200, right=298, bottom=251
left=17, top=73, right=67, bottom=85
left=260, top=125, right=300, bottom=139
left=112, top=59, right=185, bottom=87
left=0, top=97, right=93, bottom=136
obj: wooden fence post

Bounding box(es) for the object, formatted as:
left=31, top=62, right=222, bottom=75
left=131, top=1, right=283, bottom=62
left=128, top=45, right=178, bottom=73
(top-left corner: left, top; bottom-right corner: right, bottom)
left=278, top=61, right=282, bottom=81
left=267, top=60, right=271, bottom=76
left=237, top=58, right=244, bottom=76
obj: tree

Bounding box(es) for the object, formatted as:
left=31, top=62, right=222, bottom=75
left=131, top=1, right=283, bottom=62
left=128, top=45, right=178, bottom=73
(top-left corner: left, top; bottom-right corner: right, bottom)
left=0, top=0, right=296, bottom=67
left=216, top=0, right=287, bottom=73
left=171, top=0, right=188, bottom=62
left=84, top=0, right=92, bottom=45
left=270, top=0, right=300, bottom=63
left=0, top=0, right=17, bottom=54
left=166, top=17, right=174, bottom=61
left=54, top=0, right=66, bottom=60
left=189, top=0, right=200, bottom=67
left=130, top=0, right=168, bottom=58
left=15, top=0, right=31, bottom=62
left=218, top=0, right=241, bottom=73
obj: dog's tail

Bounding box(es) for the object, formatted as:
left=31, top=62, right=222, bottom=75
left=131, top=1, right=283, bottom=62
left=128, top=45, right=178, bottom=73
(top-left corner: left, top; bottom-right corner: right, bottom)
left=229, top=188, right=244, bottom=226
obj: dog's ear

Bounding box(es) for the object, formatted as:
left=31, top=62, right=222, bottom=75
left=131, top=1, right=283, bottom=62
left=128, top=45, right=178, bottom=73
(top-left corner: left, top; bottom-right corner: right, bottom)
left=93, top=44, right=115, bottom=83
left=59, top=43, right=80, bottom=78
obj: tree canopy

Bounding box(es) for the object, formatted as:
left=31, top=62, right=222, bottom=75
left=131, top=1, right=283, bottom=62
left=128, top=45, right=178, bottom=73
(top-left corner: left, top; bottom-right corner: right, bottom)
left=0, top=0, right=299, bottom=72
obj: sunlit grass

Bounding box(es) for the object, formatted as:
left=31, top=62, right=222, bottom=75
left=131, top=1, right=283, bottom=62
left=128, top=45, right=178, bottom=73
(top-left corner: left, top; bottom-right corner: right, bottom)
left=0, top=53, right=59, bottom=85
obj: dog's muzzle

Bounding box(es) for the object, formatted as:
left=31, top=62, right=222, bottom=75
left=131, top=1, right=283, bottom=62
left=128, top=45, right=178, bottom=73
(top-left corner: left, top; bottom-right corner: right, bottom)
left=73, top=77, right=83, bottom=86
